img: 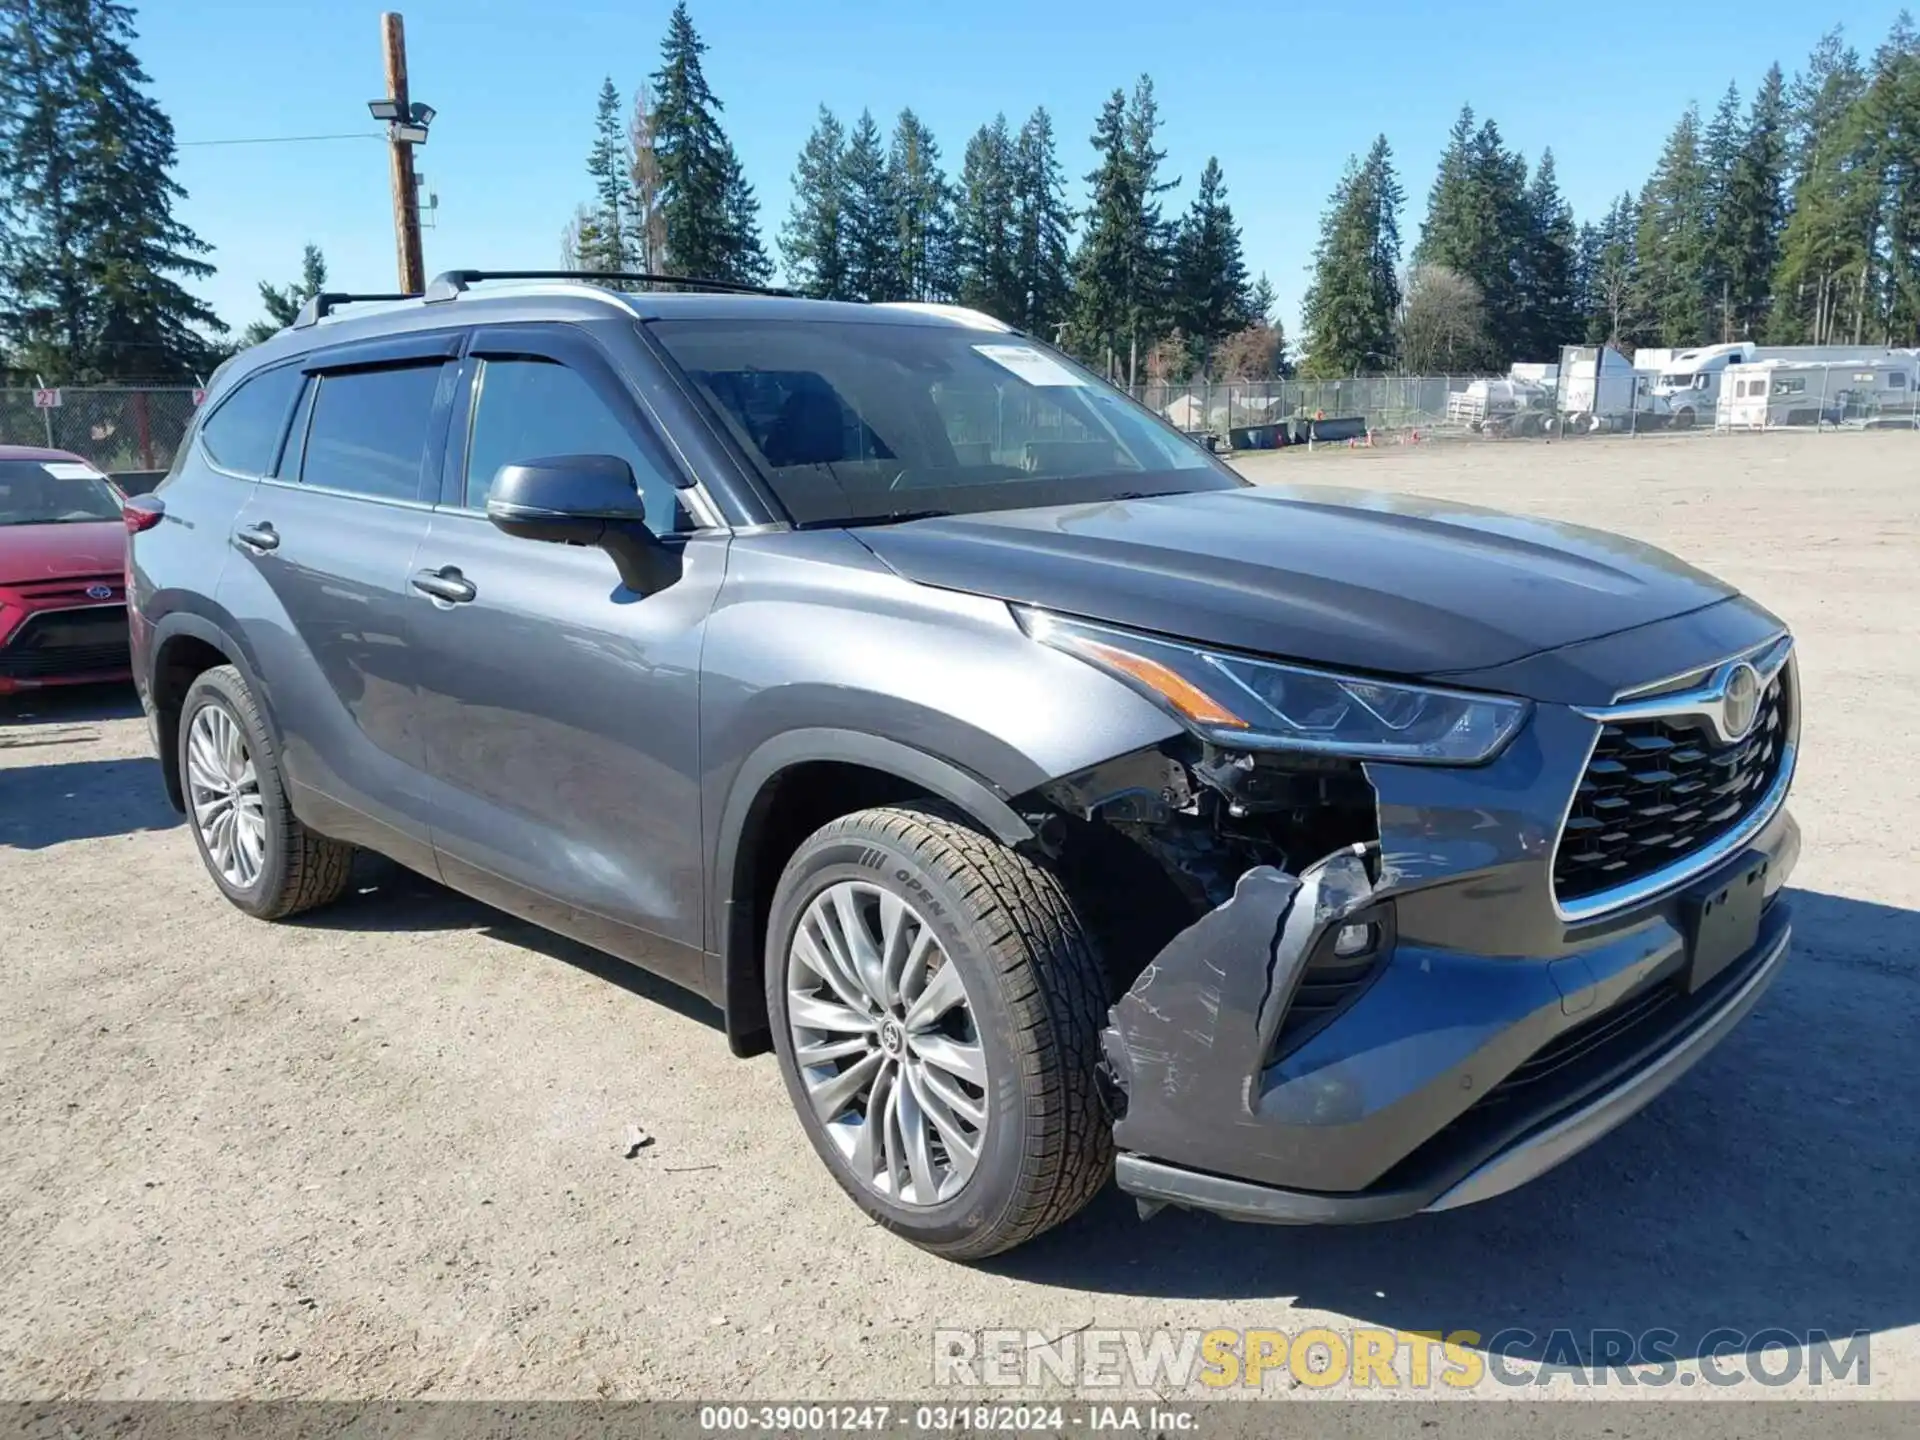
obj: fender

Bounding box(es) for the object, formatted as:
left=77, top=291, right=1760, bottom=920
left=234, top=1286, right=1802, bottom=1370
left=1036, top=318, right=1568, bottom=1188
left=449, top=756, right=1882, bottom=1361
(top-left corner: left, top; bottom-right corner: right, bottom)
left=711, top=727, right=1036, bottom=1055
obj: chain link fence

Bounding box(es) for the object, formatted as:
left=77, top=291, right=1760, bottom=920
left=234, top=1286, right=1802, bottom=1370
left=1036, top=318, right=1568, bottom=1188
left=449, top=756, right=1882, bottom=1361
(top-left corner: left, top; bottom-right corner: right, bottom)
left=0, top=386, right=201, bottom=473
left=1138, top=358, right=1920, bottom=450
left=1137, top=376, right=1492, bottom=446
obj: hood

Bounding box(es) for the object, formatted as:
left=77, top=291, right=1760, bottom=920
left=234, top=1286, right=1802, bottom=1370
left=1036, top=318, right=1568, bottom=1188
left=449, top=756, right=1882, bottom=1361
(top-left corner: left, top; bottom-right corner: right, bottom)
left=851, top=485, right=1735, bottom=679
left=0, top=519, right=126, bottom=584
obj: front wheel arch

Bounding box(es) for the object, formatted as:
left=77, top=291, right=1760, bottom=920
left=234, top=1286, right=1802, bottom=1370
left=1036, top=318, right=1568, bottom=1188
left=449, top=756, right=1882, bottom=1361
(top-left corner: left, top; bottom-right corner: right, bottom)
left=714, top=731, right=1037, bottom=1058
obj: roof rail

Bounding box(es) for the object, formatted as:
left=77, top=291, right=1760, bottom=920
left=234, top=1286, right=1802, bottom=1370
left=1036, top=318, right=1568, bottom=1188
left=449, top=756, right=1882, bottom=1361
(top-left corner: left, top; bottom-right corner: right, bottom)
left=291, top=291, right=418, bottom=329
left=421, top=269, right=797, bottom=303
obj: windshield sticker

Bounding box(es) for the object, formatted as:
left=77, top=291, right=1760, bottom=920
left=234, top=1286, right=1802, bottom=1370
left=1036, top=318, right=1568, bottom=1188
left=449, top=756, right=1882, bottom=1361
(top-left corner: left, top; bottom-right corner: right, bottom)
left=972, top=344, right=1087, bottom=388
left=42, top=462, right=107, bottom=481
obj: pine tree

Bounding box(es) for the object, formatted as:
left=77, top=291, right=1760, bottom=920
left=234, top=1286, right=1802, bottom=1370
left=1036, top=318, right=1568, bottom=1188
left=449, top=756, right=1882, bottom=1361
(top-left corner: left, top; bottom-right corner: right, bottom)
left=1170, top=157, right=1253, bottom=367
left=719, top=146, right=772, bottom=287
left=0, top=0, right=223, bottom=380
left=242, top=245, right=327, bottom=345
left=1011, top=107, right=1073, bottom=339
left=953, top=115, right=1022, bottom=322
left=840, top=110, right=894, bottom=302
left=1067, top=89, right=1133, bottom=372
left=1516, top=149, right=1578, bottom=360
left=1583, top=192, right=1641, bottom=345
left=562, top=205, right=606, bottom=272
left=1300, top=136, right=1402, bottom=376
left=1867, top=14, right=1920, bottom=342
left=582, top=76, right=636, bottom=272
left=780, top=106, right=848, bottom=298
left=1635, top=105, right=1714, bottom=346
left=1414, top=107, right=1529, bottom=366
left=1700, top=81, right=1745, bottom=336
left=649, top=2, right=765, bottom=284
left=1715, top=65, right=1789, bottom=339
left=1119, top=75, right=1179, bottom=385
left=1771, top=28, right=1875, bottom=342
left=887, top=109, right=954, bottom=302
left=1247, top=273, right=1278, bottom=326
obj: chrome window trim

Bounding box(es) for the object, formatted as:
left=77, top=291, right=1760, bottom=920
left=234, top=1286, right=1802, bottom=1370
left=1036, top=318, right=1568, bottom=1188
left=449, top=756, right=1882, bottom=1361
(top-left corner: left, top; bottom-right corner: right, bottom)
left=255, top=474, right=438, bottom=512
left=1552, top=635, right=1798, bottom=925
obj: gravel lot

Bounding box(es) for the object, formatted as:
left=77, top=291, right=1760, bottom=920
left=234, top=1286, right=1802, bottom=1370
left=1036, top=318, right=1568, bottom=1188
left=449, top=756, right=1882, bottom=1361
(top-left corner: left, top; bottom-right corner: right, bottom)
left=2, top=430, right=1915, bottom=1403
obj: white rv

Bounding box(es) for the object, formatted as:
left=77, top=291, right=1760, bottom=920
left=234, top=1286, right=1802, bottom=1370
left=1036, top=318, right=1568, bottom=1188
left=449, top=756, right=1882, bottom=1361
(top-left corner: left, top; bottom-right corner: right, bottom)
left=1653, top=342, right=1919, bottom=424
left=1716, top=357, right=1917, bottom=428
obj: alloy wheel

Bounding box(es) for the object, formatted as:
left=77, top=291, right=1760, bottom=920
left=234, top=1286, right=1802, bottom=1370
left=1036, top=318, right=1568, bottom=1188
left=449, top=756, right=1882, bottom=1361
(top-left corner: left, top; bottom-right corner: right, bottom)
left=785, top=880, right=990, bottom=1206
left=185, top=702, right=267, bottom=889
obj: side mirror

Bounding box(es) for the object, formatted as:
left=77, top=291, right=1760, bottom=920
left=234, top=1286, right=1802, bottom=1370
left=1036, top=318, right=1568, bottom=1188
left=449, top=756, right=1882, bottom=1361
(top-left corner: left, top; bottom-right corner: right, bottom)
left=486, top=454, right=680, bottom=593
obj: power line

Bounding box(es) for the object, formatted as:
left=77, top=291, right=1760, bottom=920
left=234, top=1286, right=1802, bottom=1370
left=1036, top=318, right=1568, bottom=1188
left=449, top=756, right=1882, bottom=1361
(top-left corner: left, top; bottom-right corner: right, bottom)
left=178, top=131, right=382, bottom=148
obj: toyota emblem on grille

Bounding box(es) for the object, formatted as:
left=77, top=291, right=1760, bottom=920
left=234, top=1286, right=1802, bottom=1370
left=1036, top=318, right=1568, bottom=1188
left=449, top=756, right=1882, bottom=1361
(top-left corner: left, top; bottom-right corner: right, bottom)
left=1719, top=662, right=1761, bottom=741
left=85, top=584, right=113, bottom=600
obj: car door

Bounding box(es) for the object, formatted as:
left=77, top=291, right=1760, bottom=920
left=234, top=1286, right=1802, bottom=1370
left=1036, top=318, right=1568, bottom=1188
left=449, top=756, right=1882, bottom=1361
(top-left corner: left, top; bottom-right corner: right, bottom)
left=218, top=330, right=462, bottom=874
left=407, top=322, right=727, bottom=991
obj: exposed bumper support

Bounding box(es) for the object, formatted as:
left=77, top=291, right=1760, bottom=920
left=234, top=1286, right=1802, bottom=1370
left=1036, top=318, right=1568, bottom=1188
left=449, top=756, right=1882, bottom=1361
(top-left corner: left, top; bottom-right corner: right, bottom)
left=1101, top=846, right=1378, bottom=1169
left=1113, top=917, right=1791, bottom=1224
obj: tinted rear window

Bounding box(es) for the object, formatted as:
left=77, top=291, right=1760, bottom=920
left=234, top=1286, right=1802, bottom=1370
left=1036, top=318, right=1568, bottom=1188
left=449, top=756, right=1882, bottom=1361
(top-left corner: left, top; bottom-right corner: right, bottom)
left=199, top=364, right=304, bottom=475
left=648, top=318, right=1238, bottom=526
left=299, top=364, right=444, bottom=501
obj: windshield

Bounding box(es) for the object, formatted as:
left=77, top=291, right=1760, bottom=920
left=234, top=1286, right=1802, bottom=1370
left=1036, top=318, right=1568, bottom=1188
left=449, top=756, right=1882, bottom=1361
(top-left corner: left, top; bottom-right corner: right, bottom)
left=647, top=318, right=1242, bottom=525
left=0, top=460, right=124, bottom=525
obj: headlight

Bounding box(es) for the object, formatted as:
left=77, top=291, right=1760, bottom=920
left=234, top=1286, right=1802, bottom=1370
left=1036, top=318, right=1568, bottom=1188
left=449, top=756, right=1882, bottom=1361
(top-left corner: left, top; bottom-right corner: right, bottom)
left=1019, top=609, right=1529, bottom=764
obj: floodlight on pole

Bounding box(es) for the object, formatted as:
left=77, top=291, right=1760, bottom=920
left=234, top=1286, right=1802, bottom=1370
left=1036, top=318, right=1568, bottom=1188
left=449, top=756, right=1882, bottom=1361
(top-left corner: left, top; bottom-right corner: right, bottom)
left=367, top=98, right=402, bottom=121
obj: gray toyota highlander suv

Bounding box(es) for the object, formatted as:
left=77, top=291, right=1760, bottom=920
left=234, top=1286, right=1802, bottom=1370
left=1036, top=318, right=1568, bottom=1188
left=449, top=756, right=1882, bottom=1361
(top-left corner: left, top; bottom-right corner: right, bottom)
left=126, top=271, right=1800, bottom=1258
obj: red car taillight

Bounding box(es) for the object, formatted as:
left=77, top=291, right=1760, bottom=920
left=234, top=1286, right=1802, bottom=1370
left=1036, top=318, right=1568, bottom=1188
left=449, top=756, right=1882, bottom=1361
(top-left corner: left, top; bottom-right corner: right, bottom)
left=124, top=496, right=165, bottom=533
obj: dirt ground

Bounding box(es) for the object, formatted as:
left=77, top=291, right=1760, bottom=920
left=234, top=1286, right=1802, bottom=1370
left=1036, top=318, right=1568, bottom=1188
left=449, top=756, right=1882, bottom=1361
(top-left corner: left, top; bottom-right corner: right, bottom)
left=1, top=430, right=1915, bottom=1403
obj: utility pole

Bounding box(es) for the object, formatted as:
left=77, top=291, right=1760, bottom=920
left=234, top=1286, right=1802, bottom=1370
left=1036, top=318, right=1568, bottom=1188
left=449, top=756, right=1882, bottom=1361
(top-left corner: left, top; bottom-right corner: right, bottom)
left=381, top=12, right=425, bottom=294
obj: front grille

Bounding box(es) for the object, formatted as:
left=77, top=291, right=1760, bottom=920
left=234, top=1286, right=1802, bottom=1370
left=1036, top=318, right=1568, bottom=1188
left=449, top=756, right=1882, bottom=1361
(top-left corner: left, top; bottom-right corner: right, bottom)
left=1553, top=667, right=1791, bottom=906
left=0, top=605, right=131, bottom=678
left=9, top=575, right=123, bottom=605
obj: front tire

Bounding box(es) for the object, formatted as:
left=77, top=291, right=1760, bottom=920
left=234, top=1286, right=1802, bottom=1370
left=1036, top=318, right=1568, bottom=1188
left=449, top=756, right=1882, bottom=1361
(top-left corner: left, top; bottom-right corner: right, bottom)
left=179, top=665, right=355, bottom=920
left=765, top=804, right=1112, bottom=1259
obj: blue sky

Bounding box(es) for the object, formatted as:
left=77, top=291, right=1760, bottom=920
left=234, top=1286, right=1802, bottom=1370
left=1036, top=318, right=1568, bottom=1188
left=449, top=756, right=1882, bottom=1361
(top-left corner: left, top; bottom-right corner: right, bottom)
left=141, top=0, right=1912, bottom=343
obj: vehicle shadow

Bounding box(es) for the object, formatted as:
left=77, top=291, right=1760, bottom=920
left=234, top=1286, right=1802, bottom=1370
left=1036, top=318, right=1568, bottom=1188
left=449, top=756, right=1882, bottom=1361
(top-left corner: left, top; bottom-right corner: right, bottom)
left=287, top=853, right=726, bottom=1034
left=0, top=755, right=182, bottom=848
left=0, top=683, right=142, bottom=730
left=989, top=887, right=1919, bottom=1366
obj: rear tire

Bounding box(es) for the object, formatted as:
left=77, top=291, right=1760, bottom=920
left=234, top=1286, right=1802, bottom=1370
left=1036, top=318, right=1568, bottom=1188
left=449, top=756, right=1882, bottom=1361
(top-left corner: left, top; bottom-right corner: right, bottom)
left=765, top=803, right=1112, bottom=1259
left=178, top=665, right=355, bottom=920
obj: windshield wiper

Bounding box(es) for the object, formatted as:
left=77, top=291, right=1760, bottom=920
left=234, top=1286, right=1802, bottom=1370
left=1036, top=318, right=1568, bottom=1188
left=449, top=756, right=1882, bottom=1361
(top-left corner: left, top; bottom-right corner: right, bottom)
left=806, top=508, right=952, bottom=530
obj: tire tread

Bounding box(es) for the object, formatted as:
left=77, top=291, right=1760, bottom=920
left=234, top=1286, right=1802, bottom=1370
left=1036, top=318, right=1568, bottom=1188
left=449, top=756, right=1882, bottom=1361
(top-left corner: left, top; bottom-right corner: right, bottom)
left=185, top=665, right=355, bottom=920
left=804, top=803, right=1112, bottom=1258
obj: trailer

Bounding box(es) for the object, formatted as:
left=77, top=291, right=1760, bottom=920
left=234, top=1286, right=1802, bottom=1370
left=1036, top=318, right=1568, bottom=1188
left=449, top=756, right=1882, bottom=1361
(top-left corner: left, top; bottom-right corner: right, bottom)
left=1715, top=357, right=1917, bottom=429
left=1445, top=376, right=1549, bottom=431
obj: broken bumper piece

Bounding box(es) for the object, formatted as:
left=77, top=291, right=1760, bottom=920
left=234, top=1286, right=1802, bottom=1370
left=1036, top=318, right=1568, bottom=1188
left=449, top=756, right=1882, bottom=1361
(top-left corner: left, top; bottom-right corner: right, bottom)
left=1102, top=813, right=1799, bottom=1226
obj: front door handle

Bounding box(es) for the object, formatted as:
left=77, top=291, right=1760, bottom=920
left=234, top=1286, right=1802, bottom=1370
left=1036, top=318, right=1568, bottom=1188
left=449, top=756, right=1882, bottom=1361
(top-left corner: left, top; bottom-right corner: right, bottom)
left=235, top=522, right=279, bottom=552
left=411, top=567, right=477, bottom=604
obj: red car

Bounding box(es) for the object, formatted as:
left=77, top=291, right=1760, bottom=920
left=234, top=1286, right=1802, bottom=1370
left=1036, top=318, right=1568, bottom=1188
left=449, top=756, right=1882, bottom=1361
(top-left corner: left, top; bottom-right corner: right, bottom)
left=0, top=445, right=133, bottom=695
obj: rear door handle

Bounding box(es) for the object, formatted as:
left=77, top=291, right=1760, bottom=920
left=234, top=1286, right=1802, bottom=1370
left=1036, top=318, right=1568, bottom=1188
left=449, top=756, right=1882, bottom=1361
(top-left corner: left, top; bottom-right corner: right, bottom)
left=411, top=567, right=477, bottom=604
left=235, top=522, right=279, bottom=552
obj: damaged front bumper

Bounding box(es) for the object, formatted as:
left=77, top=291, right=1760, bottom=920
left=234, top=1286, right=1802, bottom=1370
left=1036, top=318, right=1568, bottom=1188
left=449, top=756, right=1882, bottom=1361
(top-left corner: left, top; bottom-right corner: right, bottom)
left=1098, top=702, right=1802, bottom=1226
